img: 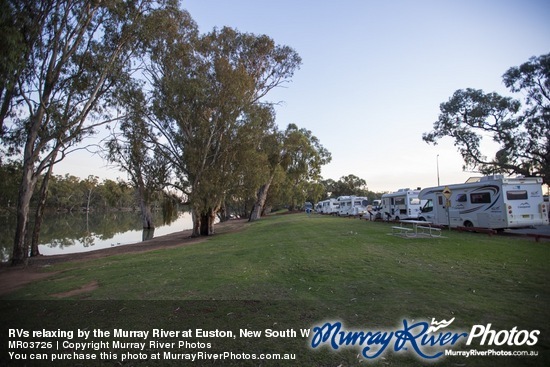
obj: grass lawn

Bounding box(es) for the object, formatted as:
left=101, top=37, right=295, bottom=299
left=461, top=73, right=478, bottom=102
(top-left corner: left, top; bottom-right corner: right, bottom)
left=1, top=213, right=549, bottom=366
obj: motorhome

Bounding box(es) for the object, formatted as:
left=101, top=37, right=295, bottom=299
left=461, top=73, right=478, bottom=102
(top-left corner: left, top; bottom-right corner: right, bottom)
left=317, top=199, right=339, bottom=215
left=314, top=202, right=323, bottom=213
left=381, top=189, right=423, bottom=221
left=417, top=175, right=549, bottom=229
left=337, top=196, right=369, bottom=216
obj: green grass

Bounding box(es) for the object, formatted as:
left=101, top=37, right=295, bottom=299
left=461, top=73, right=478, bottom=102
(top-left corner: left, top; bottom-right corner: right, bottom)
left=2, top=213, right=549, bottom=366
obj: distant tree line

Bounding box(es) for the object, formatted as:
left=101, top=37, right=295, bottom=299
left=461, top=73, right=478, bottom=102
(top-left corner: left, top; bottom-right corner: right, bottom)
left=316, top=174, right=387, bottom=204
left=0, top=162, right=178, bottom=213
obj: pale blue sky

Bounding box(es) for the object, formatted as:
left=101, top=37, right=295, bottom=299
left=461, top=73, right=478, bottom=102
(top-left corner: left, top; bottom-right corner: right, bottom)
left=57, top=0, right=550, bottom=192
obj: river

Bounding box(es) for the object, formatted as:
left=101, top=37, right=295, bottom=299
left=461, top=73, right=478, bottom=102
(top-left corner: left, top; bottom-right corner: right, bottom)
left=0, top=210, right=193, bottom=261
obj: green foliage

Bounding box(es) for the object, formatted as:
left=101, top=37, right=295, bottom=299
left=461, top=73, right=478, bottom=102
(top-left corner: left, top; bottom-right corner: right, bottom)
left=0, top=171, right=170, bottom=212
left=324, top=174, right=369, bottom=198
left=317, top=175, right=385, bottom=204
left=423, top=53, right=549, bottom=184
left=263, top=124, right=332, bottom=210
left=0, top=160, right=21, bottom=207
left=146, top=21, right=303, bottom=233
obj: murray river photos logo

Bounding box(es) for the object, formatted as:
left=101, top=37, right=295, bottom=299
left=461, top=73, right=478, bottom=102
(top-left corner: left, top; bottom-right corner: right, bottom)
left=309, top=318, right=540, bottom=360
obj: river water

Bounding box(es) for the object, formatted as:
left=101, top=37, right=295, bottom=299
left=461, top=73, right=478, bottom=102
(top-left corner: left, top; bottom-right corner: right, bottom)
left=0, top=210, right=193, bottom=261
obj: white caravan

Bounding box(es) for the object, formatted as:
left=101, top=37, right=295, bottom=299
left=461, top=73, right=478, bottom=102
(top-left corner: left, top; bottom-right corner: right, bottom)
left=381, top=189, right=423, bottom=221
left=318, top=199, right=339, bottom=215
left=417, top=175, right=549, bottom=229
left=314, top=202, right=323, bottom=213
left=337, top=196, right=369, bottom=216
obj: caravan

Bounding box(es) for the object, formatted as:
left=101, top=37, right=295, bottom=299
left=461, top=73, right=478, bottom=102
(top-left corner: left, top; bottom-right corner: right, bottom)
left=381, top=189, right=424, bottom=221
left=317, top=199, right=339, bottom=215
left=337, top=196, right=369, bottom=216
left=417, top=175, right=549, bottom=229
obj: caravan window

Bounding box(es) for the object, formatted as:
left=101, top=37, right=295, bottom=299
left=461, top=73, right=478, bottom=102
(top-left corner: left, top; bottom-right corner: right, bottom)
left=422, top=199, right=433, bottom=212
left=470, top=192, right=491, bottom=204
left=410, top=198, right=420, bottom=205
left=395, top=198, right=405, bottom=205
left=456, top=194, right=467, bottom=202
left=506, top=190, right=528, bottom=200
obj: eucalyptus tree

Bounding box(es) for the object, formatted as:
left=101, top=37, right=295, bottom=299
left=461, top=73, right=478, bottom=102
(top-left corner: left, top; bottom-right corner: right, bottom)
left=502, top=53, right=549, bottom=183
left=0, top=0, right=34, bottom=135
left=247, top=128, right=285, bottom=221
left=423, top=53, right=549, bottom=185
left=282, top=124, right=331, bottom=207
left=149, top=25, right=301, bottom=236
left=331, top=174, right=369, bottom=198
left=1, top=0, right=162, bottom=265
left=218, top=104, right=277, bottom=220
left=249, top=123, right=331, bottom=221
left=106, top=89, right=170, bottom=229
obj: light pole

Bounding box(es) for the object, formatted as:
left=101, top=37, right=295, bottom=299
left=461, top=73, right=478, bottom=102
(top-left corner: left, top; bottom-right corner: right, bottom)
left=437, top=154, right=440, bottom=186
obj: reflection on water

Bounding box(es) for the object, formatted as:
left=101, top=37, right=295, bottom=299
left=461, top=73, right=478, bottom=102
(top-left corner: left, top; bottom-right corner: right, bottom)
left=0, top=210, right=192, bottom=261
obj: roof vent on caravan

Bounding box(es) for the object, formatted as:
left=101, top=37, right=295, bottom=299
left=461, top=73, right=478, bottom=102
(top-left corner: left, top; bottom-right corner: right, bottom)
left=480, top=175, right=504, bottom=181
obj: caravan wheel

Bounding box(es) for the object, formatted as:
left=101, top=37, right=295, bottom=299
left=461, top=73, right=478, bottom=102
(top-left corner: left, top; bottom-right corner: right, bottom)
left=464, top=221, right=474, bottom=228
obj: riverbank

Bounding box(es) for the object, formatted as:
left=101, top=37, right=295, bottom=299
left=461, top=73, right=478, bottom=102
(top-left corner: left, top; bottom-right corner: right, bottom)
left=0, top=219, right=249, bottom=295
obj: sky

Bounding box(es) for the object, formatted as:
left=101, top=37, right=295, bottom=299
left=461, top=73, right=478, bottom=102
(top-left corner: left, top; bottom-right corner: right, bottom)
left=55, top=0, right=550, bottom=193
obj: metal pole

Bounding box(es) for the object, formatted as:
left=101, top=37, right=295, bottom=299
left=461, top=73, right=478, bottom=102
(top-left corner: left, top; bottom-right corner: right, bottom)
left=437, top=154, right=440, bottom=186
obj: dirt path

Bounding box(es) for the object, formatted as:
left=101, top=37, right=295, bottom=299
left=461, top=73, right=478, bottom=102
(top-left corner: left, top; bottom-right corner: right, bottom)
left=0, top=219, right=249, bottom=296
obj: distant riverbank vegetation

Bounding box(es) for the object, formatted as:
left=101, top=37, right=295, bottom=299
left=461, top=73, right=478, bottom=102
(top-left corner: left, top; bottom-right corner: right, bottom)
left=0, top=162, right=178, bottom=214
left=0, top=161, right=385, bottom=219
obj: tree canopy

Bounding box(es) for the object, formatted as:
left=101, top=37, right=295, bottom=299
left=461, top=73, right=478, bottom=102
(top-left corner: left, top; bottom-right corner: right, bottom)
left=1, top=0, right=170, bottom=264
left=0, top=0, right=332, bottom=264
left=423, top=53, right=549, bottom=185
left=142, top=20, right=303, bottom=235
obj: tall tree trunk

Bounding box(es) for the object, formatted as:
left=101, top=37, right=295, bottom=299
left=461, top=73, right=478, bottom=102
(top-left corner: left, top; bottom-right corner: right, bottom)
left=192, top=208, right=201, bottom=237
left=85, top=188, right=93, bottom=212
left=200, top=208, right=217, bottom=236
left=30, top=167, right=54, bottom=257
left=12, top=166, right=36, bottom=265
left=192, top=207, right=217, bottom=237
left=12, top=84, right=50, bottom=265
left=218, top=202, right=229, bottom=222
left=249, top=175, right=274, bottom=222
left=208, top=209, right=217, bottom=234
left=139, top=195, right=154, bottom=229
left=31, top=145, right=60, bottom=257
left=137, top=178, right=154, bottom=229
left=200, top=212, right=210, bottom=236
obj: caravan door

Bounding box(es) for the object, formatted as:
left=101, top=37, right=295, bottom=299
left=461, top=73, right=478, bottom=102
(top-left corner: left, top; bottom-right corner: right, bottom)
left=434, top=194, right=449, bottom=226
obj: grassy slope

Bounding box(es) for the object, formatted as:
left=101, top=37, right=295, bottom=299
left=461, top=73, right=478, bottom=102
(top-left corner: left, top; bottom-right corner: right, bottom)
left=2, top=213, right=549, bottom=366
